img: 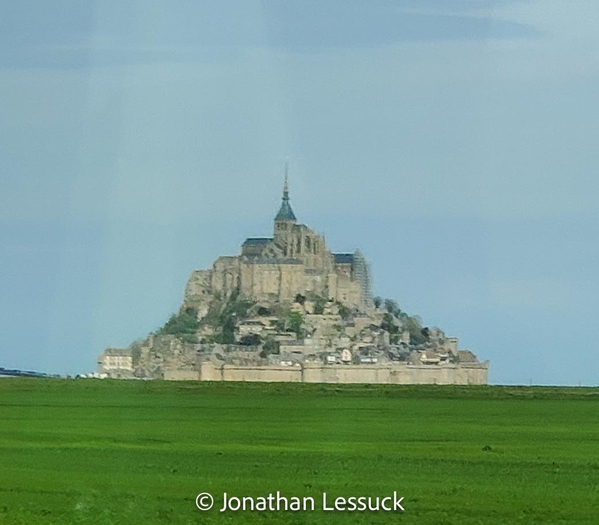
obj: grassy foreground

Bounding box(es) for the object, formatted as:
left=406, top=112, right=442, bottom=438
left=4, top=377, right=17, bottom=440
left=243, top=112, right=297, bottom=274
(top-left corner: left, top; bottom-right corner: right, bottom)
left=0, top=379, right=598, bottom=524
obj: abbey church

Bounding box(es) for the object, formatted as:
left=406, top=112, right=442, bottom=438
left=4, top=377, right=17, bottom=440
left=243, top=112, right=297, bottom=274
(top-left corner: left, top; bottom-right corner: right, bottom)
left=184, top=175, right=372, bottom=314
left=98, top=170, right=488, bottom=385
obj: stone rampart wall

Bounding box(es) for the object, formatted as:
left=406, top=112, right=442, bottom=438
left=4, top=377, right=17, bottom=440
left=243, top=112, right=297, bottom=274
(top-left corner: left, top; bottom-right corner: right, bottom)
left=197, top=362, right=489, bottom=385
left=164, top=369, right=200, bottom=381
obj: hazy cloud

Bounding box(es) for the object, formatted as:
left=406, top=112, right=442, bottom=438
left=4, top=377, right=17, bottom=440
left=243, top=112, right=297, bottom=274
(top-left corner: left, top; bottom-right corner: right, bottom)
left=0, top=0, right=538, bottom=69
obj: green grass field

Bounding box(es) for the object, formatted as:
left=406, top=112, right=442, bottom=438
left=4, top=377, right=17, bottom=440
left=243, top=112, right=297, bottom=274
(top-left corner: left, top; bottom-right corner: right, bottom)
left=1, top=378, right=598, bottom=524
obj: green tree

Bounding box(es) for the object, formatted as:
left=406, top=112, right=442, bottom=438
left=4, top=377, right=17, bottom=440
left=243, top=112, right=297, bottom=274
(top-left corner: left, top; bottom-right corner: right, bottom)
left=384, top=299, right=398, bottom=315
left=405, top=316, right=428, bottom=346
left=286, top=312, right=304, bottom=338
left=240, top=334, right=262, bottom=346
left=212, top=292, right=255, bottom=344
left=373, top=296, right=382, bottom=309
left=381, top=312, right=399, bottom=336
left=157, top=307, right=199, bottom=343
left=260, top=336, right=280, bottom=358
left=215, top=316, right=236, bottom=344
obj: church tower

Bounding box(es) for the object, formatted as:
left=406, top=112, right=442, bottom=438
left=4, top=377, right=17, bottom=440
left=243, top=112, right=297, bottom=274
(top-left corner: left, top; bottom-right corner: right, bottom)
left=273, top=163, right=297, bottom=250
left=272, top=165, right=331, bottom=272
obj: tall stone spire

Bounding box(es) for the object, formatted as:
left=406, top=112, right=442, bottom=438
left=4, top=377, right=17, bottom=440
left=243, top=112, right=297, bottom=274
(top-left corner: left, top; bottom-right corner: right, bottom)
left=283, top=161, right=289, bottom=199
left=275, top=161, right=297, bottom=222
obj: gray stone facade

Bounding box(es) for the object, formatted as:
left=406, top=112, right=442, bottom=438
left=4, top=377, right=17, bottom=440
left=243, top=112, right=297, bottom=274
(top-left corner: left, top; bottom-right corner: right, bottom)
left=183, top=178, right=372, bottom=314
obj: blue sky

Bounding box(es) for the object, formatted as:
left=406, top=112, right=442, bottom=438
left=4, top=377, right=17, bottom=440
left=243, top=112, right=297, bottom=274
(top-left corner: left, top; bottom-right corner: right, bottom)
left=1, top=1, right=598, bottom=384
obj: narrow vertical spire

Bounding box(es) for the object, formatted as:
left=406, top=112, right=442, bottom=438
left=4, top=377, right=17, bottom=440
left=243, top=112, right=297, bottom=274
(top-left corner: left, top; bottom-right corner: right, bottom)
left=283, top=159, right=289, bottom=200
left=275, top=160, right=296, bottom=222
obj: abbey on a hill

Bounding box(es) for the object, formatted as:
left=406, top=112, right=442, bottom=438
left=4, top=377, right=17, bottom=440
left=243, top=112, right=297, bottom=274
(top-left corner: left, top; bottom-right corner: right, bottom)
left=98, top=171, right=488, bottom=385
left=184, top=174, right=372, bottom=317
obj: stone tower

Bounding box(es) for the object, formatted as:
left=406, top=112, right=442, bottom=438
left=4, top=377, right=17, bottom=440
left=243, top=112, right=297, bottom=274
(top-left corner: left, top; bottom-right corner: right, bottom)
left=273, top=163, right=297, bottom=252
left=271, top=168, right=331, bottom=272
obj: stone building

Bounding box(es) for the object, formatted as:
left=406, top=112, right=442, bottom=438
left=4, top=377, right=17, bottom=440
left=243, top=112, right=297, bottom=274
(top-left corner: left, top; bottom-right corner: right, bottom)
left=184, top=175, right=373, bottom=313
left=97, top=348, right=134, bottom=377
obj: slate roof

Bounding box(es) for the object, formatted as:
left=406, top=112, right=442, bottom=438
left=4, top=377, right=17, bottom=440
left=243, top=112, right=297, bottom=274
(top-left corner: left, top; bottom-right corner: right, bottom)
left=334, top=253, right=355, bottom=264
left=275, top=178, right=297, bottom=222
left=245, top=257, right=302, bottom=265
left=275, top=199, right=297, bottom=221
left=243, top=238, right=273, bottom=246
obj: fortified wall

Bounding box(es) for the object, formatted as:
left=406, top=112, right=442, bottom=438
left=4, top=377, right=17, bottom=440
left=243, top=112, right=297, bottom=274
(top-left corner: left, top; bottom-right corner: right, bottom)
left=177, top=361, right=490, bottom=385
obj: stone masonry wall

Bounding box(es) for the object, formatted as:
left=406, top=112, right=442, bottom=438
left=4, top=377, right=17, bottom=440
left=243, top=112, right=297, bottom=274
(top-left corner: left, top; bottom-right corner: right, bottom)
left=197, top=362, right=489, bottom=385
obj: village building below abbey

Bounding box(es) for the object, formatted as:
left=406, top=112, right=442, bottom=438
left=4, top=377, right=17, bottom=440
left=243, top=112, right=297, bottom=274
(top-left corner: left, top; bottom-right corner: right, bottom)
left=98, top=173, right=488, bottom=384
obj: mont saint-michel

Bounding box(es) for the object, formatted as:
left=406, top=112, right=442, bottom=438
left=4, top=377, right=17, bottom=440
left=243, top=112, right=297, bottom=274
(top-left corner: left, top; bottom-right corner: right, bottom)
left=98, top=175, right=488, bottom=384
